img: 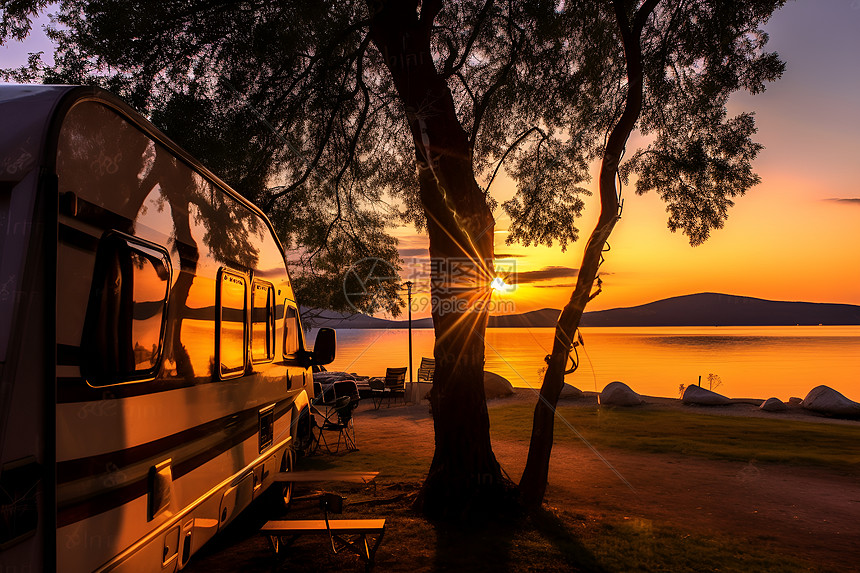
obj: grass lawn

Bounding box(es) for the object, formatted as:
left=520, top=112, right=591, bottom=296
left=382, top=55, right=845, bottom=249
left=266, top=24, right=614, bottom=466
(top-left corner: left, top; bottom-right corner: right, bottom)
left=488, top=403, right=860, bottom=474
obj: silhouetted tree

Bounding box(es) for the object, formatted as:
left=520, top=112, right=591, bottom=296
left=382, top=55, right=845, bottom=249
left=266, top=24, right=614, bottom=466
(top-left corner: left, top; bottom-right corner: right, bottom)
left=516, top=0, right=784, bottom=506
left=1, top=0, right=785, bottom=516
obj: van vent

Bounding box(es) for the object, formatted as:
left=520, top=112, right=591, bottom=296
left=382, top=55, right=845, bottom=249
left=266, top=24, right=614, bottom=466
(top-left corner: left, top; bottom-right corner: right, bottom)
left=259, top=404, right=275, bottom=453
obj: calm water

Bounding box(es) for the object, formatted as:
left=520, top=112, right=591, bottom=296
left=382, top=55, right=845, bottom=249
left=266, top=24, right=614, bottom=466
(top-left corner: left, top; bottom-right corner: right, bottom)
left=312, top=326, right=860, bottom=402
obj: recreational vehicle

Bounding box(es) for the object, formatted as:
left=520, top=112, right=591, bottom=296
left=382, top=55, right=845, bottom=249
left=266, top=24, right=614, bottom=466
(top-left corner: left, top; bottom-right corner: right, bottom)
left=0, top=85, right=333, bottom=572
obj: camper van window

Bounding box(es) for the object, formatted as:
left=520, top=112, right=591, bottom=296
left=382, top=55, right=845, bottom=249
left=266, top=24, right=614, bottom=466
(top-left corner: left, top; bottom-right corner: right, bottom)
left=218, top=270, right=247, bottom=378
left=283, top=306, right=301, bottom=357
left=251, top=280, right=275, bottom=362
left=83, top=234, right=170, bottom=386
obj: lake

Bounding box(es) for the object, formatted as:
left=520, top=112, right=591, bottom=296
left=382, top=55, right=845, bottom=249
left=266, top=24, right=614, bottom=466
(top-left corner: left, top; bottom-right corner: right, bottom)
left=310, top=326, right=860, bottom=402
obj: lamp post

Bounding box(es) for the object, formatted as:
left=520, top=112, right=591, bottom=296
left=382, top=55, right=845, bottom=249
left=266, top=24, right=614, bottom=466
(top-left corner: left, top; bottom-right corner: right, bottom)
left=404, top=281, right=413, bottom=385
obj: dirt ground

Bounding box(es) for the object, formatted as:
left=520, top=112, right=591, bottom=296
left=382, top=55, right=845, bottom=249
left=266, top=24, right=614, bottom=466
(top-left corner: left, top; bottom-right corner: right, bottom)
left=186, top=390, right=860, bottom=572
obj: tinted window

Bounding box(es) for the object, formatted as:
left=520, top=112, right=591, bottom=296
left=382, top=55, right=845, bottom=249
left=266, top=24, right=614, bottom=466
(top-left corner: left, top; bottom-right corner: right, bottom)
left=283, top=306, right=301, bottom=356
left=251, top=281, right=274, bottom=362
left=219, top=270, right=246, bottom=377
left=84, top=234, right=170, bottom=385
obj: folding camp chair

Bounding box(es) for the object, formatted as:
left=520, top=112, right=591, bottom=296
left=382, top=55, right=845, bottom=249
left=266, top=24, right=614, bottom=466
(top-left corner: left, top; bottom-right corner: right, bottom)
left=314, top=396, right=358, bottom=454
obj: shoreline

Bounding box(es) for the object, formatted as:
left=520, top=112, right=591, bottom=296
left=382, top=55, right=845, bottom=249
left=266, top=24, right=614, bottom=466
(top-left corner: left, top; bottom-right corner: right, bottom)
left=498, top=386, right=860, bottom=426
left=323, top=368, right=860, bottom=425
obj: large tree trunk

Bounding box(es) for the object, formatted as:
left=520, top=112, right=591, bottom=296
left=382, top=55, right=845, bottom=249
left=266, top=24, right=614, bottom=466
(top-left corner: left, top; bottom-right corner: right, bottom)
left=368, top=0, right=508, bottom=517
left=518, top=0, right=658, bottom=508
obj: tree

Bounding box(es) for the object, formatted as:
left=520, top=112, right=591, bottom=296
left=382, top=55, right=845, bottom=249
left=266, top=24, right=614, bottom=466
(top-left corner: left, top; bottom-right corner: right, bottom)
left=516, top=0, right=785, bottom=506
left=2, top=0, right=574, bottom=517
left=2, top=0, right=786, bottom=516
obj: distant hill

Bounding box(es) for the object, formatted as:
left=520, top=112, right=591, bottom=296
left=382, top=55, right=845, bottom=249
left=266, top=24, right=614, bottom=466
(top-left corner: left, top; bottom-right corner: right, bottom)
left=488, top=308, right=561, bottom=327
left=303, top=293, right=860, bottom=329
left=580, top=293, right=860, bottom=326
left=301, top=308, right=434, bottom=329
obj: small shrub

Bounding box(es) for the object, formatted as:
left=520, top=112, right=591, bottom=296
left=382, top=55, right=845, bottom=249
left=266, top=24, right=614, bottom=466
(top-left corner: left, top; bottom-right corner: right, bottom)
left=706, top=373, right=722, bottom=391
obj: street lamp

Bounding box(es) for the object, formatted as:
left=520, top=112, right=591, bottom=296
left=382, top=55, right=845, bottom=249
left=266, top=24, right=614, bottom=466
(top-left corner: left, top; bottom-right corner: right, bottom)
left=403, top=281, right=413, bottom=386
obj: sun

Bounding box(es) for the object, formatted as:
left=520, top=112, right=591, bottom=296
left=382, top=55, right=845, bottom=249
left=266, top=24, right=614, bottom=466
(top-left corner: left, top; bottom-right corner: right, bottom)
left=490, top=276, right=511, bottom=293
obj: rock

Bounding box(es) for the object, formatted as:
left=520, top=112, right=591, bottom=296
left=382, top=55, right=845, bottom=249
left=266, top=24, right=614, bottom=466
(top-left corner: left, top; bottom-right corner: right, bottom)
left=801, top=385, right=860, bottom=417
left=759, top=397, right=787, bottom=412
left=682, top=384, right=731, bottom=406
left=560, top=383, right=584, bottom=399
left=484, top=371, right=515, bottom=399
left=788, top=397, right=803, bottom=406
left=598, top=381, right=644, bottom=406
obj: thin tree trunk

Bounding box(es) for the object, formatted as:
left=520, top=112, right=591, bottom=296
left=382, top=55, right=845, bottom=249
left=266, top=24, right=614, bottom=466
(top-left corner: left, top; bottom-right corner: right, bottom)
left=518, top=0, right=659, bottom=508
left=139, top=150, right=199, bottom=380
left=368, top=0, right=508, bottom=518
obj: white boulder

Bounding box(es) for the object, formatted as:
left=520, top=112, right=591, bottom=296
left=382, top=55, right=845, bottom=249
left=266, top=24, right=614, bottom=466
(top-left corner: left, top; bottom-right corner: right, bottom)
left=682, top=385, right=731, bottom=406
left=598, top=381, right=644, bottom=406
left=483, top=371, right=515, bottom=399
left=801, top=385, right=860, bottom=417
left=759, top=397, right=787, bottom=412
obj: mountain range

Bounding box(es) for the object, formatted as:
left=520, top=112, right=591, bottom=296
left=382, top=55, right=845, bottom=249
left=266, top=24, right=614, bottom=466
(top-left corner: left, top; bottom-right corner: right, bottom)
left=304, top=293, right=860, bottom=329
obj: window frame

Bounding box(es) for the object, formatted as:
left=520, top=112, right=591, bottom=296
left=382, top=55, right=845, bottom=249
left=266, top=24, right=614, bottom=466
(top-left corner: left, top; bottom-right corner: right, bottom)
left=282, top=304, right=303, bottom=360
left=250, top=279, right=276, bottom=364
left=82, top=231, right=172, bottom=387
left=216, top=267, right=248, bottom=380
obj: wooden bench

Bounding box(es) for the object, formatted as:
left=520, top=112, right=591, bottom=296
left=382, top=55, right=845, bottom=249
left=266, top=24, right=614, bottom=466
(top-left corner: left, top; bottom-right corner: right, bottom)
left=262, top=518, right=386, bottom=569
left=273, top=470, right=378, bottom=483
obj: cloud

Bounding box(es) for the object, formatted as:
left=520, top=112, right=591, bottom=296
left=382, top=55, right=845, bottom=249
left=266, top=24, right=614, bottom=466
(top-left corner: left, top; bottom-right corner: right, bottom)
left=514, top=266, right=579, bottom=284
left=533, top=282, right=579, bottom=289
left=825, top=198, right=860, bottom=205
left=399, top=248, right=429, bottom=257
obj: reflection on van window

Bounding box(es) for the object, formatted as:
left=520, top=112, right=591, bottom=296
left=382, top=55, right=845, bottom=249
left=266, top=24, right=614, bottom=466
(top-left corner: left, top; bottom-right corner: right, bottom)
left=84, top=235, right=170, bottom=385
left=284, top=306, right=301, bottom=357
left=219, top=271, right=246, bottom=377
left=251, top=281, right=274, bottom=363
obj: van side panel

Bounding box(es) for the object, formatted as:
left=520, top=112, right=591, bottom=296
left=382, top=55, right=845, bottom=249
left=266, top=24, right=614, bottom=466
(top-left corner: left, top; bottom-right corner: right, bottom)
left=0, top=169, right=51, bottom=573
left=51, top=99, right=308, bottom=571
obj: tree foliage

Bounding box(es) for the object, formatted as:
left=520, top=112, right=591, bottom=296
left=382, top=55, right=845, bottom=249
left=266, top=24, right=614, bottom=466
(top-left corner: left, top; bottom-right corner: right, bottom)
left=2, top=1, right=785, bottom=269
left=2, top=0, right=786, bottom=514
left=3, top=0, right=406, bottom=316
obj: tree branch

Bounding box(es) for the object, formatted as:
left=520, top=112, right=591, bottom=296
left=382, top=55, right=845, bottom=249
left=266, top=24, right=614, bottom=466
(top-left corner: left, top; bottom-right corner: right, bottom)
left=484, top=126, right=546, bottom=193
left=303, top=44, right=374, bottom=263
left=441, top=0, right=495, bottom=78
left=470, top=31, right=520, bottom=145
left=454, top=71, right=478, bottom=108
left=420, top=0, right=443, bottom=30
left=265, top=34, right=373, bottom=212
left=634, top=0, right=661, bottom=35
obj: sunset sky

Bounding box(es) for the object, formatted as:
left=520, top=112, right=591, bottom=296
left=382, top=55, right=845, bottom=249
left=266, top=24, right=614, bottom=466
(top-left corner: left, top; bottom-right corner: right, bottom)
left=394, top=0, right=860, bottom=317
left=4, top=1, right=858, bottom=318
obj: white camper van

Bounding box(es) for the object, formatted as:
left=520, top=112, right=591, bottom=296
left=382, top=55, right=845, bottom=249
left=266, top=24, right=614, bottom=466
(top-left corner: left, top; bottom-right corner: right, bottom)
left=0, top=85, right=333, bottom=572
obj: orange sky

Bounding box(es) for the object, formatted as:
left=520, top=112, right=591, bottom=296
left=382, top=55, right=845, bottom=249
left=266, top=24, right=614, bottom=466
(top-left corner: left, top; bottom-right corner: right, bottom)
left=3, top=2, right=857, bottom=319
left=392, top=1, right=860, bottom=318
